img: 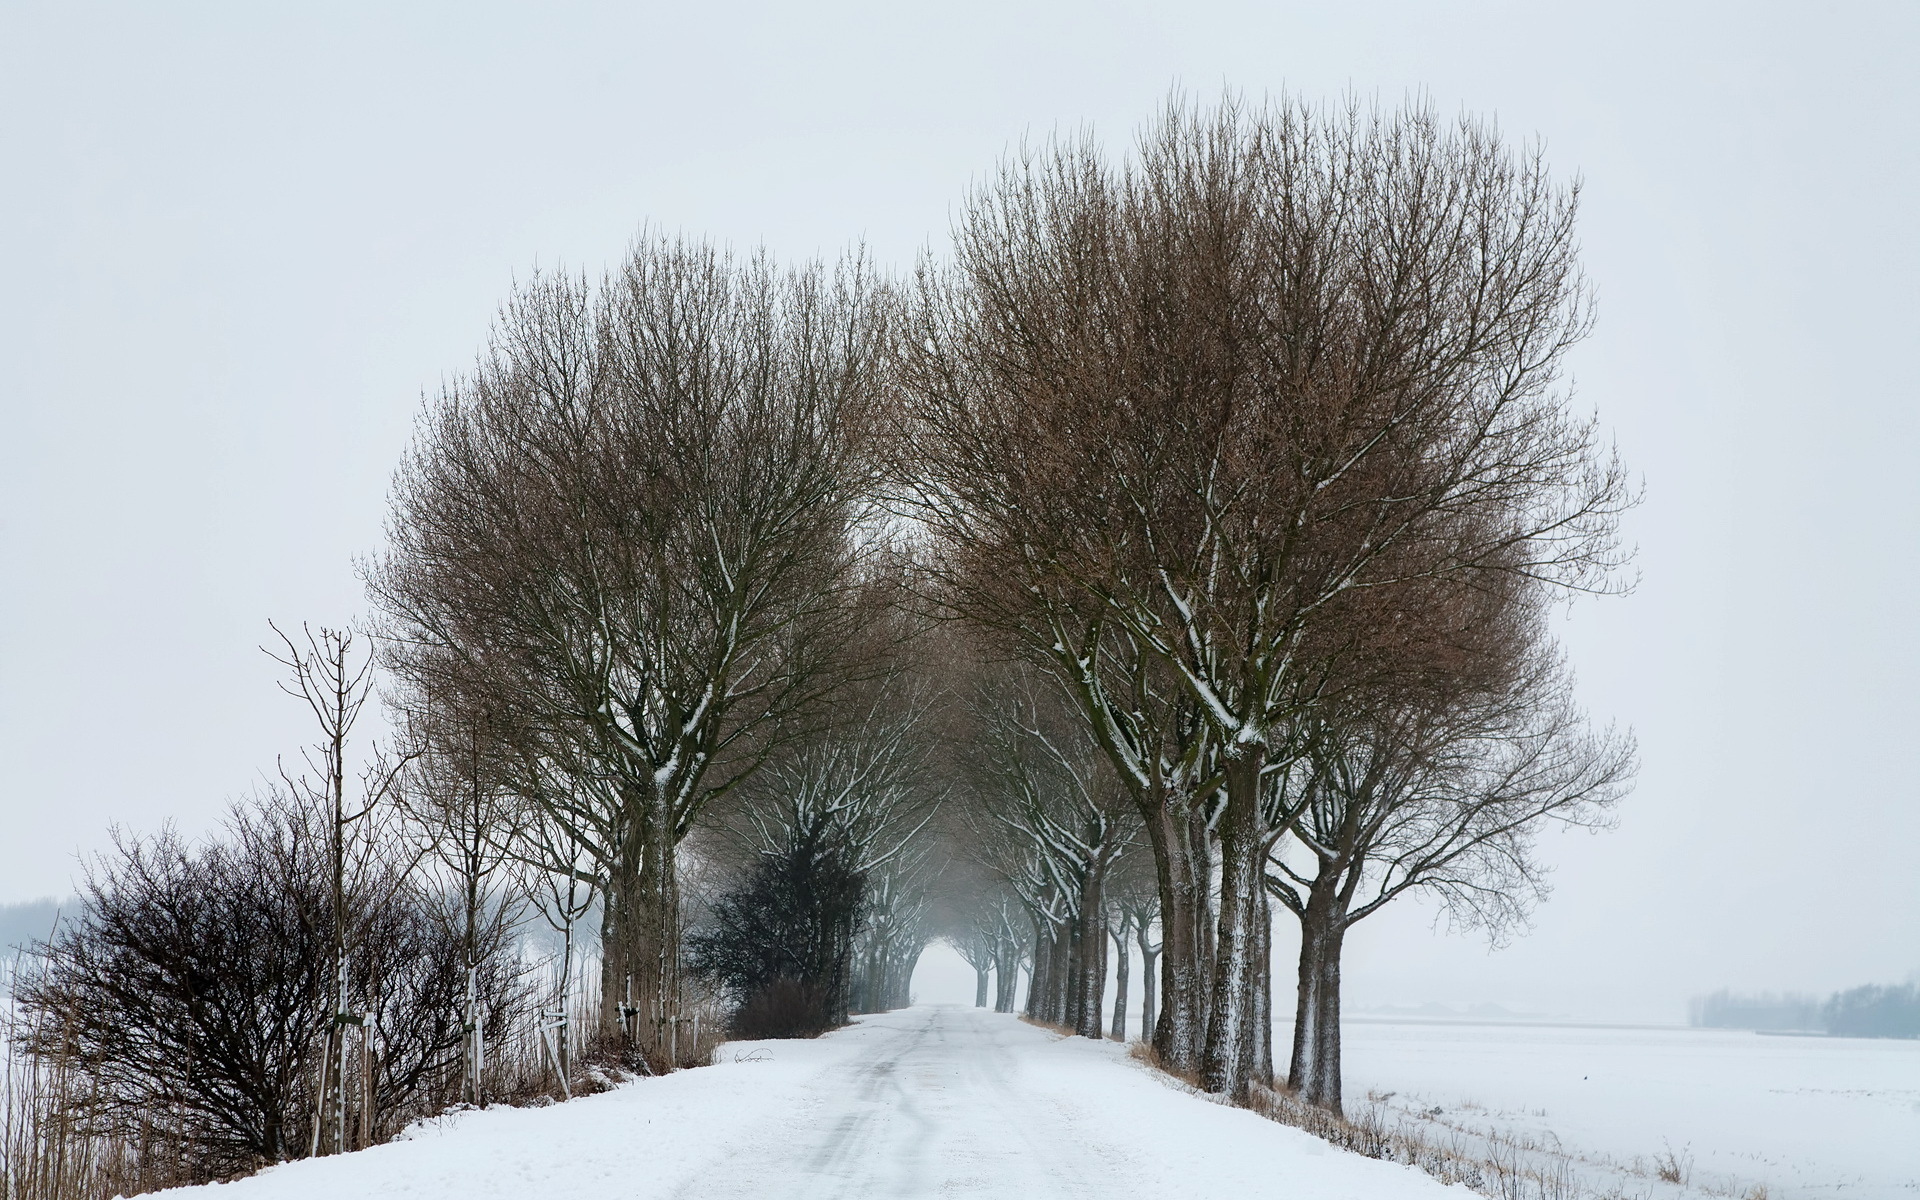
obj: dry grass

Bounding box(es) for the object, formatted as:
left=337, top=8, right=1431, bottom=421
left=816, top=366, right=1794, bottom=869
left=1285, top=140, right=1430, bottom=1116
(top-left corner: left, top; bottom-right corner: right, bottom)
left=2, top=963, right=201, bottom=1200
left=1, top=956, right=729, bottom=1200
left=1119, top=1042, right=1775, bottom=1200
left=1125, top=1039, right=1206, bottom=1090
left=1653, top=1144, right=1692, bottom=1186
left=1016, top=1014, right=1077, bottom=1038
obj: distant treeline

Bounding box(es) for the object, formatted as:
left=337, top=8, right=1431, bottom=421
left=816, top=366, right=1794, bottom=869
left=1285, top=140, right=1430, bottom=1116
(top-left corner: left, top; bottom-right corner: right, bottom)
left=1690, top=984, right=1920, bottom=1038
left=0, top=898, right=66, bottom=956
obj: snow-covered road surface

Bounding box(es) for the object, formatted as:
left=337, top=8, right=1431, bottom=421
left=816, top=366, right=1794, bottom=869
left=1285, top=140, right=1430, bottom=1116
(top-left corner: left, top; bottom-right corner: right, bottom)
left=159, top=1006, right=1459, bottom=1199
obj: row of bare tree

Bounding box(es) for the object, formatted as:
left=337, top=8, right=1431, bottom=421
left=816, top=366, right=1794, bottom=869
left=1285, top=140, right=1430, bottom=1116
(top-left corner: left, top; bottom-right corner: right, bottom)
left=8, top=92, right=1635, bottom=1199
left=364, top=93, right=1632, bottom=1109
left=908, top=94, right=1635, bottom=1111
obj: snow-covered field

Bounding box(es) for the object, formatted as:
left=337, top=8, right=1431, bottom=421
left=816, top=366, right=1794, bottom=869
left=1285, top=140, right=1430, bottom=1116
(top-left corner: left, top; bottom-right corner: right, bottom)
left=1339, top=1019, right=1920, bottom=1199
left=151, top=1006, right=1458, bottom=1199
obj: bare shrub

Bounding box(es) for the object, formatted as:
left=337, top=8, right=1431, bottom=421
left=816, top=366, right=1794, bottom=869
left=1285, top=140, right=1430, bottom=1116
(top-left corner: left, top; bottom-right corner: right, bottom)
left=3, top=961, right=190, bottom=1200
left=9, top=794, right=525, bottom=1187
left=1654, top=1142, right=1692, bottom=1185
left=370, top=238, right=891, bottom=1064
left=687, top=825, right=866, bottom=1037
left=729, top=978, right=836, bottom=1040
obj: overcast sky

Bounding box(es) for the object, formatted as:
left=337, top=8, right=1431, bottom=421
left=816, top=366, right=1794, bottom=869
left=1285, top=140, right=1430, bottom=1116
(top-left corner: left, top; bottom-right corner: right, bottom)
left=2, top=1, right=1914, bottom=1021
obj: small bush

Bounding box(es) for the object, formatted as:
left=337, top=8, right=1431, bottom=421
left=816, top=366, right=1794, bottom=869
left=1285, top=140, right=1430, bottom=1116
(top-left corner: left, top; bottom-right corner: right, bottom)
left=687, top=825, right=863, bottom=1037
left=729, top=977, right=835, bottom=1040
left=9, top=794, right=525, bottom=1185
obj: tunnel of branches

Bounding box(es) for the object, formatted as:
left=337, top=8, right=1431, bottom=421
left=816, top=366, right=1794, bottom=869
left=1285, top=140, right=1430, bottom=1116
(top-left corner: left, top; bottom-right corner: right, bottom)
left=11, top=96, right=1633, bottom=1195
left=363, top=95, right=1630, bottom=1107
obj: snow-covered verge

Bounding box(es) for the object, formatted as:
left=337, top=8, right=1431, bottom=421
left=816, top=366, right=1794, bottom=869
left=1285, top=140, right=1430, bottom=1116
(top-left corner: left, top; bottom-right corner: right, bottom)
left=1339, top=1019, right=1920, bottom=1199
left=149, top=1006, right=1465, bottom=1199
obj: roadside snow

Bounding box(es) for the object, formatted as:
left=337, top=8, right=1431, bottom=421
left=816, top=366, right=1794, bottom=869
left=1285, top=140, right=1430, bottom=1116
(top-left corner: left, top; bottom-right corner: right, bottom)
left=1340, top=1019, right=1920, bottom=1199
left=155, top=1006, right=1464, bottom=1199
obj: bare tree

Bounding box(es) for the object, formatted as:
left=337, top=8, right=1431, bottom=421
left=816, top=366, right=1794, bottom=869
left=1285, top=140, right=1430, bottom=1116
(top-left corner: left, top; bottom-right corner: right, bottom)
left=989, top=896, right=1027, bottom=1013
left=1135, top=913, right=1162, bottom=1043
left=966, top=668, right=1136, bottom=1038
left=369, top=237, right=890, bottom=1065
left=395, top=703, right=526, bottom=1107
left=717, top=665, right=943, bottom=1025
left=898, top=93, right=1630, bottom=1095
left=519, top=799, right=597, bottom=1099
left=934, top=869, right=1026, bottom=1012
left=850, top=847, right=936, bottom=1012
left=951, top=926, right=995, bottom=1008
left=1270, top=642, right=1633, bottom=1115
left=1104, top=850, right=1160, bottom=1042
left=13, top=791, right=520, bottom=1182
left=264, top=624, right=408, bottom=1153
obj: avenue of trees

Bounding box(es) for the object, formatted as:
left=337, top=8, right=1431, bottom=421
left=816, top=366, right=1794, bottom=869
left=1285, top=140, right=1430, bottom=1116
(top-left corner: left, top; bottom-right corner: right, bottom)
left=3, top=91, right=1636, bottom=1200
left=899, top=96, right=1633, bottom=1102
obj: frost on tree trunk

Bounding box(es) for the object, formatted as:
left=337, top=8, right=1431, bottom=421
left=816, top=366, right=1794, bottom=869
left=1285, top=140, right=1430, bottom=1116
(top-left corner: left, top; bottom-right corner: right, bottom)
left=1031, top=925, right=1050, bottom=1021
left=1252, top=891, right=1273, bottom=1086
left=1028, top=920, right=1072, bottom=1026
left=634, top=830, right=683, bottom=1066
left=1288, top=883, right=1350, bottom=1115
left=1051, top=929, right=1073, bottom=1027
left=1138, top=927, right=1160, bottom=1047
left=598, top=834, right=640, bottom=1038
left=1063, top=917, right=1082, bottom=1032
left=993, top=950, right=1019, bottom=1012
left=1144, top=803, right=1210, bottom=1073
left=1065, top=865, right=1108, bottom=1039
left=601, top=811, right=681, bottom=1069
left=1202, top=754, right=1268, bottom=1099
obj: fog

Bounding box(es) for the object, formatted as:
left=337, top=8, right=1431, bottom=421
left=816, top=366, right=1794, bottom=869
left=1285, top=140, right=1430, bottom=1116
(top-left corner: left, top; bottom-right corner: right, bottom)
left=2, top=1, right=1914, bottom=1024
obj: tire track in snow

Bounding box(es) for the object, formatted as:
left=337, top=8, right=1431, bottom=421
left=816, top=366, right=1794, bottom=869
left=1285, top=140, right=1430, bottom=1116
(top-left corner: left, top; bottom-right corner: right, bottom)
left=676, top=1007, right=1107, bottom=1198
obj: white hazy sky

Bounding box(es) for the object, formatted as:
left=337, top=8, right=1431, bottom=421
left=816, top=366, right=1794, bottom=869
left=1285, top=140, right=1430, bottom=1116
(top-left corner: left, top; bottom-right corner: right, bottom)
left=2, top=1, right=1915, bottom=1022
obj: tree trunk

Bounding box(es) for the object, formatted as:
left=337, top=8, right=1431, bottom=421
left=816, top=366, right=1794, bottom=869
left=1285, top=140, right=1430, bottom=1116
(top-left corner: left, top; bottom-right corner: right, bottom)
left=1075, top=902, right=1105, bottom=1036
left=1024, top=922, right=1051, bottom=1019
left=1074, top=883, right=1106, bottom=1040
left=1110, top=923, right=1130, bottom=1041
left=829, top=909, right=856, bottom=1025
left=631, top=811, right=681, bottom=1068
left=1042, top=922, right=1071, bottom=1025
left=974, top=966, right=989, bottom=1008
left=1143, top=802, right=1209, bottom=1073
left=993, top=946, right=1019, bottom=1012
left=886, top=943, right=923, bottom=1008
left=1054, top=925, right=1073, bottom=1026
left=1202, top=752, right=1266, bottom=1098
left=1044, top=917, right=1075, bottom=1021
left=1189, top=799, right=1216, bottom=996
left=598, top=812, right=643, bottom=1038
left=1252, top=883, right=1273, bottom=1088
left=556, top=910, right=575, bottom=1092
left=1064, top=908, right=1085, bottom=1033
left=1139, top=941, right=1159, bottom=1046
left=1287, top=877, right=1350, bottom=1115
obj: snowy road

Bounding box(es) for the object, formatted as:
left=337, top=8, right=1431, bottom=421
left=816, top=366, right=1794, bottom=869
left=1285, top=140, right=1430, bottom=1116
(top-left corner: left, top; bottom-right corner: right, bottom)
left=161, top=1006, right=1456, bottom=1199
